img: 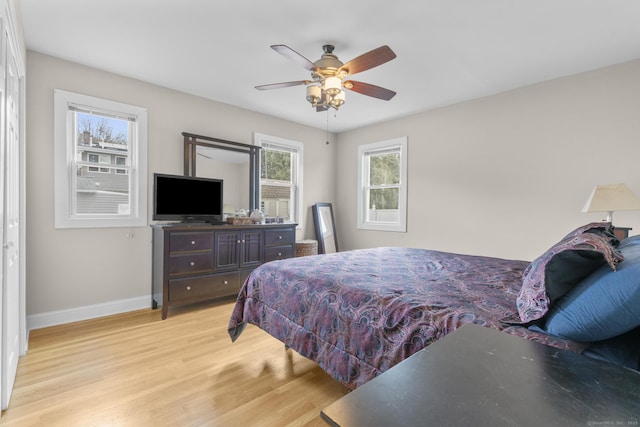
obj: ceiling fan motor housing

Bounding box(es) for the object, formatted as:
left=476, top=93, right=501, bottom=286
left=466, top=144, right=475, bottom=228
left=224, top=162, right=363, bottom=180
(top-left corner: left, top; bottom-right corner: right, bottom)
left=313, top=45, right=344, bottom=79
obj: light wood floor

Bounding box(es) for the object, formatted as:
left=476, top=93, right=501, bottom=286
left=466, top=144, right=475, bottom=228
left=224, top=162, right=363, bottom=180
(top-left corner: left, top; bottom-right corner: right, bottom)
left=0, top=300, right=349, bottom=426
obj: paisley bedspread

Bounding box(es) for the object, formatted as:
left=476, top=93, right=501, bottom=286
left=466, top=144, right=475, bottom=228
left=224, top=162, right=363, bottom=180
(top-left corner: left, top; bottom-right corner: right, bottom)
left=228, top=247, right=582, bottom=389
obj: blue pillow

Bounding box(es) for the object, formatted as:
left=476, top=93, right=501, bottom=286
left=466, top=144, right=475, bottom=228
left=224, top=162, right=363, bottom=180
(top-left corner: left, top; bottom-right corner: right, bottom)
left=617, top=234, right=640, bottom=251
left=543, top=237, right=640, bottom=342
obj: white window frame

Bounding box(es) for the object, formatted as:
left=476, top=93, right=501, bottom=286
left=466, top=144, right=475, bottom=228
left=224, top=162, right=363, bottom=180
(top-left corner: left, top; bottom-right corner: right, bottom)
left=254, top=132, right=303, bottom=230
left=54, top=89, right=148, bottom=228
left=357, top=137, right=408, bottom=232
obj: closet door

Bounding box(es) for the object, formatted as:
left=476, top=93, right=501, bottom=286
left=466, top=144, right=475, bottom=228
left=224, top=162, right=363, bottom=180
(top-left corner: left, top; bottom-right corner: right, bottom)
left=0, top=13, right=5, bottom=411
left=1, top=16, right=19, bottom=411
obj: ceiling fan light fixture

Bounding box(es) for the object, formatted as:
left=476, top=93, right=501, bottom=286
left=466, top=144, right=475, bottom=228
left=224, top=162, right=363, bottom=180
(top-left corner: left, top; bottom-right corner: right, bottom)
left=306, top=84, right=322, bottom=105
left=331, top=90, right=345, bottom=108
left=258, top=44, right=396, bottom=112
left=324, top=76, right=342, bottom=96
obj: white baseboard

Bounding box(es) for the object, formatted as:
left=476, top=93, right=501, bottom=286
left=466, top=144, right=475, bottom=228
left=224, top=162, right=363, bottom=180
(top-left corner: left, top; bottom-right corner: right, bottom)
left=27, top=295, right=152, bottom=331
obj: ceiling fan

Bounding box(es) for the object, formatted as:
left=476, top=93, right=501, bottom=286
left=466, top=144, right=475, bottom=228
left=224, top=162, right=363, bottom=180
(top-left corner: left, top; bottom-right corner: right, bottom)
left=256, top=44, right=397, bottom=111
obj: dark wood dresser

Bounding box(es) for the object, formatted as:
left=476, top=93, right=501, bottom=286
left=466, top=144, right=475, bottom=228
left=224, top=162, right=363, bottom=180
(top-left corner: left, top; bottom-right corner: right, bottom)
left=152, top=223, right=296, bottom=319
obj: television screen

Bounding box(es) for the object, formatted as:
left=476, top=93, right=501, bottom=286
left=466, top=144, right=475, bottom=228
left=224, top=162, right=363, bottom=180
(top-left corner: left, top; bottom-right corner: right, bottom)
left=153, top=173, right=223, bottom=223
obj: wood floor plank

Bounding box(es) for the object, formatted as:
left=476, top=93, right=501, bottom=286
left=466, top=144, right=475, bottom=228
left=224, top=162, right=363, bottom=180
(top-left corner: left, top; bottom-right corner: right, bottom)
left=0, top=300, right=348, bottom=426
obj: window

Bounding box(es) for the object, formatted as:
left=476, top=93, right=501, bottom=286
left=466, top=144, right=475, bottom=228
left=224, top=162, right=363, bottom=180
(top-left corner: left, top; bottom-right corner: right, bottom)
left=254, top=133, right=303, bottom=228
left=54, top=89, right=148, bottom=228
left=358, top=137, right=408, bottom=232
left=115, top=156, right=127, bottom=174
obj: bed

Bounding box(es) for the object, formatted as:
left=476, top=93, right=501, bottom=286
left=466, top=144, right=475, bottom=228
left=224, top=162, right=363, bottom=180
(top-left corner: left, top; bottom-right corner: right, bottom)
left=228, top=223, right=640, bottom=389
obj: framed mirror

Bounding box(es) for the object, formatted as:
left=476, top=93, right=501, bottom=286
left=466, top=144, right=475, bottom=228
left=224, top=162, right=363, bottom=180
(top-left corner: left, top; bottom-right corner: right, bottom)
left=183, top=132, right=261, bottom=214
left=313, top=203, right=339, bottom=254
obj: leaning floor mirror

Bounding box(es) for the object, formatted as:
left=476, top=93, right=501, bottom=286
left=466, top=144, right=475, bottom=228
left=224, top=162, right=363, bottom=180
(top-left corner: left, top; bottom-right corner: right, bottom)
left=312, top=203, right=339, bottom=254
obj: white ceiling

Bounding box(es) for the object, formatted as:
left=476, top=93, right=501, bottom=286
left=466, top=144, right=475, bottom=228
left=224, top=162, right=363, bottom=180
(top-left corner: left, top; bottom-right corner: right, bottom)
left=19, top=0, right=640, bottom=133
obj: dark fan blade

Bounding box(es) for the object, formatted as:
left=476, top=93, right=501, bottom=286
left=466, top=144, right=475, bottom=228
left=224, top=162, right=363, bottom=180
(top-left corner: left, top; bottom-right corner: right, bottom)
left=340, top=45, right=396, bottom=75
left=344, top=80, right=396, bottom=100
left=255, top=80, right=308, bottom=90
left=271, top=45, right=316, bottom=71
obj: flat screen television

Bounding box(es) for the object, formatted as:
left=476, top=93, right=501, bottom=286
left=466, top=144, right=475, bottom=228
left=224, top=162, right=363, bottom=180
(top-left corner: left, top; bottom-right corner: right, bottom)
left=153, top=173, right=224, bottom=224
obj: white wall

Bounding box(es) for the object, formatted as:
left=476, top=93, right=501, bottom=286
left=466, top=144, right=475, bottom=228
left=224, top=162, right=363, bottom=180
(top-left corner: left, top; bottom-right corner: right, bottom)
left=25, top=51, right=337, bottom=327
left=336, top=60, right=640, bottom=261
left=26, top=52, right=640, bottom=327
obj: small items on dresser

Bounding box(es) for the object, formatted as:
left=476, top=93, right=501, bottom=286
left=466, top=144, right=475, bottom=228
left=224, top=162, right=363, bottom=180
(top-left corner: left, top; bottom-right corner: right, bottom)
left=226, top=210, right=284, bottom=225
left=227, top=209, right=251, bottom=224
left=250, top=209, right=265, bottom=224
left=226, top=216, right=252, bottom=225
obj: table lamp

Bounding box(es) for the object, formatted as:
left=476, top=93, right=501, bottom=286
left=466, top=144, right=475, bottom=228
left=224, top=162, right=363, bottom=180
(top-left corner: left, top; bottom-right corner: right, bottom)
left=582, top=183, right=640, bottom=222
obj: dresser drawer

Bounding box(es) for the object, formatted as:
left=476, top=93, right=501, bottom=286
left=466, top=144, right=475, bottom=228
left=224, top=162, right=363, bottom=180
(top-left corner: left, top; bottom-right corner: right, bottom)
left=264, top=228, right=295, bottom=246
left=264, top=244, right=295, bottom=262
left=168, top=252, right=213, bottom=277
left=169, top=231, right=214, bottom=253
left=168, top=272, right=240, bottom=302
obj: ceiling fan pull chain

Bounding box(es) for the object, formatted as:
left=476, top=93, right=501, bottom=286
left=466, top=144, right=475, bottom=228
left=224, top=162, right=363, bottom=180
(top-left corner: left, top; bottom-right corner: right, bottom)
left=326, top=110, right=330, bottom=145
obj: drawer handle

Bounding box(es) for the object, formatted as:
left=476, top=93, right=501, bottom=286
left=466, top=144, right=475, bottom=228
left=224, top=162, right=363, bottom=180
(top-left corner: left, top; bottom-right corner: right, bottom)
left=224, top=280, right=228, bottom=285
left=278, top=235, right=283, bottom=240
left=186, top=286, right=191, bottom=291
left=278, top=252, right=282, bottom=257
left=190, top=240, right=196, bottom=245
left=237, top=240, right=241, bottom=244
left=190, top=261, right=195, bottom=266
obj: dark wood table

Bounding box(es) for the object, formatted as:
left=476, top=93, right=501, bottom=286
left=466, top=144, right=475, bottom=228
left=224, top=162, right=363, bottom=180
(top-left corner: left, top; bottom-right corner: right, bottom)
left=321, top=323, right=640, bottom=426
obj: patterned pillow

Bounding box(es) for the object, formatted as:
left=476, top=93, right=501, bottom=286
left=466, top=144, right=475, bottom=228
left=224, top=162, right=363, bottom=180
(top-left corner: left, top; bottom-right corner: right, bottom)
left=561, top=221, right=619, bottom=241
left=543, top=235, right=640, bottom=342
left=516, top=226, right=623, bottom=324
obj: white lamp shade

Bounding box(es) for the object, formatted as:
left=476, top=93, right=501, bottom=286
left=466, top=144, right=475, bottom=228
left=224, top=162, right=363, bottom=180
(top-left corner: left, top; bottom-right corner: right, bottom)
left=324, top=76, right=342, bottom=96
left=306, top=85, right=321, bottom=103
left=582, top=183, right=640, bottom=216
